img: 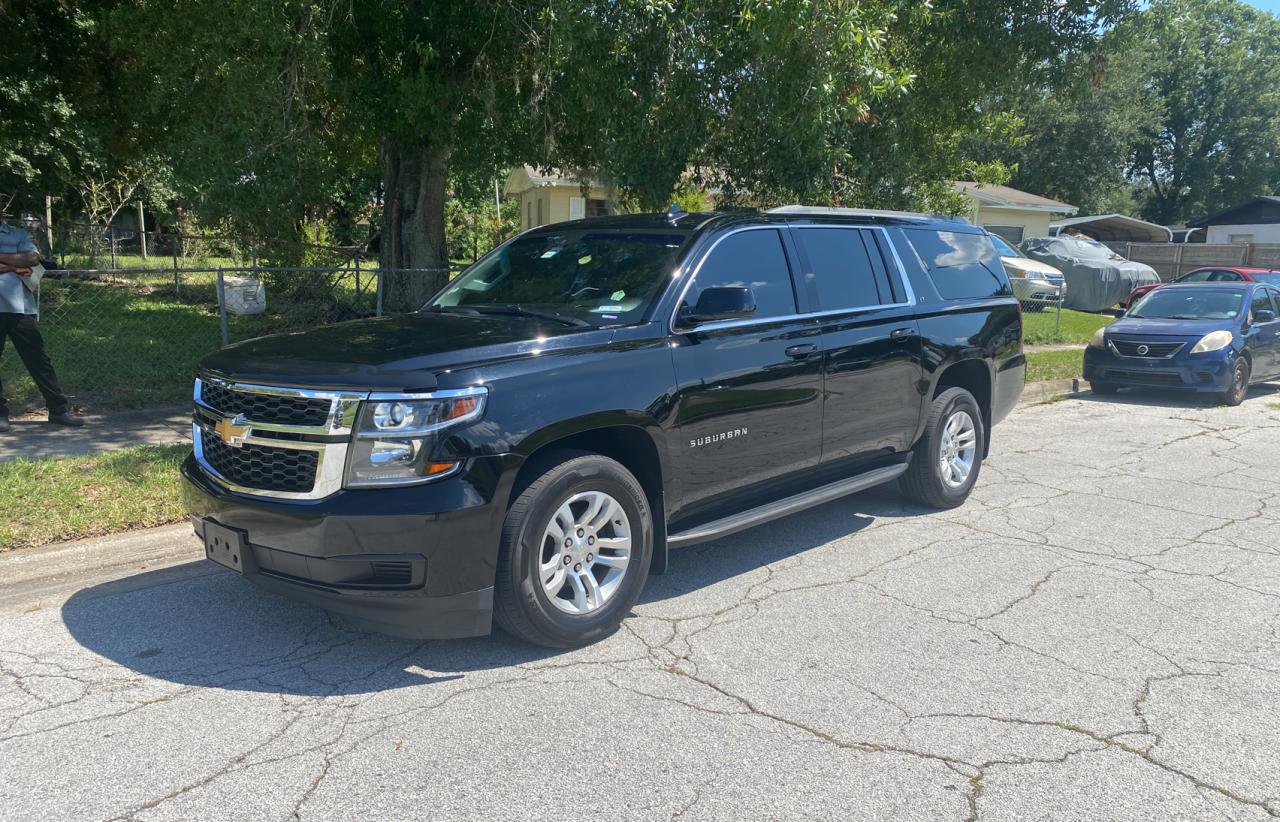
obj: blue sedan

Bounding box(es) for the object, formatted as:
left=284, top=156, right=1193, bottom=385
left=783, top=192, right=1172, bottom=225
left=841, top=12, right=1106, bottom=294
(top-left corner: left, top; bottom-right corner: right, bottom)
left=1083, top=282, right=1280, bottom=405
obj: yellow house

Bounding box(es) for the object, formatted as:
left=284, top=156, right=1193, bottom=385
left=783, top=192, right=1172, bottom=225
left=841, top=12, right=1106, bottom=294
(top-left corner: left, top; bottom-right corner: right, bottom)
left=505, top=166, right=618, bottom=230
left=953, top=182, right=1077, bottom=244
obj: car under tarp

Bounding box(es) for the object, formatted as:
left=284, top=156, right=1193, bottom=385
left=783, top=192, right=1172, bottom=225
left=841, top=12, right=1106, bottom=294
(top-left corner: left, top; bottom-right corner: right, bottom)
left=1019, top=235, right=1160, bottom=312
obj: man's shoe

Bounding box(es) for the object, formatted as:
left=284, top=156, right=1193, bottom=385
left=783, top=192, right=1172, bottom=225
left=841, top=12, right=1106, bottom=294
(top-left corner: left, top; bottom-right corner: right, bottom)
left=48, top=412, right=85, bottom=428
left=0, top=416, right=9, bottom=433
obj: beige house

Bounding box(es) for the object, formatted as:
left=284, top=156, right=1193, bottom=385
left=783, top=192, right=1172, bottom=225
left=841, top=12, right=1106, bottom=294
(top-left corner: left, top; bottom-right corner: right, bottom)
left=953, top=182, right=1077, bottom=244
left=505, top=166, right=618, bottom=230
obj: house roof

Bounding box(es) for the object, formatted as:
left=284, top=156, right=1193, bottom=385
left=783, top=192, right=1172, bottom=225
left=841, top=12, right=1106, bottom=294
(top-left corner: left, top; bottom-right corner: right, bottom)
left=953, top=182, right=1077, bottom=214
left=1050, top=214, right=1173, bottom=243
left=1187, top=196, right=1280, bottom=228
left=505, top=165, right=607, bottom=196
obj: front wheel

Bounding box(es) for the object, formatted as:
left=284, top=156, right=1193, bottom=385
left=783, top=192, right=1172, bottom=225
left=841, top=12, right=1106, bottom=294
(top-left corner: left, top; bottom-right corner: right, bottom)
left=493, top=452, right=652, bottom=648
left=900, top=387, right=986, bottom=510
left=1220, top=357, right=1250, bottom=406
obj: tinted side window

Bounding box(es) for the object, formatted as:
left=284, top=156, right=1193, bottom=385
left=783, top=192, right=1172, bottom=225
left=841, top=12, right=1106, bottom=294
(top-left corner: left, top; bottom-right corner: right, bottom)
left=906, top=229, right=1008, bottom=300
left=1250, top=289, right=1273, bottom=320
left=798, top=228, right=885, bottom=310
left=1209, top=270, right=1244, bottom=282
left=689, top=229, right=797, bottom=318
left=1179, top=270, right=1214, bottom=282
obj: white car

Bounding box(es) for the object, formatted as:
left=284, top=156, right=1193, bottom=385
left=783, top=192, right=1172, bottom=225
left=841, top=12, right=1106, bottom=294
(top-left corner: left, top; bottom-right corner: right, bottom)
left=988, top=233, right=1067, bottom=312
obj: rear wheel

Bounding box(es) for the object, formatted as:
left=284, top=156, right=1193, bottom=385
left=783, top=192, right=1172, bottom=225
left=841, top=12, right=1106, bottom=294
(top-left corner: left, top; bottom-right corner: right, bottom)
left=493, top=452, right=652, bottom=648
left=1220, top=357, right=1250, bottom=406
left=1089, top=381, right=1119, bottom=395
left=900, top=387, right=985, bottom=510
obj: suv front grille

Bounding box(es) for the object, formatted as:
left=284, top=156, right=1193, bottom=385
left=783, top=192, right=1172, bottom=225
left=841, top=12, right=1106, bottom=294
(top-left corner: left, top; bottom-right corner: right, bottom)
left=1104, top=369, right=1184, bottom=386
left=200, top=381, right=332, bottom=426
left=1110, top=339, right=1184, bottom=358
left=198, top=422, right=319, bottom=493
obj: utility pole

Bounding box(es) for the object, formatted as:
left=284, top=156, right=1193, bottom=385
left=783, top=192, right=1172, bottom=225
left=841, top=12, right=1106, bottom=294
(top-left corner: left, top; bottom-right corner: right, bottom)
left=137, top=201, right=148, bottom=259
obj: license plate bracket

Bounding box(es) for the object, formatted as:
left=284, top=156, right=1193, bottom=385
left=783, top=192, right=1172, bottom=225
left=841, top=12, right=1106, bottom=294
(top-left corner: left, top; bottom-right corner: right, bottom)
left=204, top=520, right=254, bottom=574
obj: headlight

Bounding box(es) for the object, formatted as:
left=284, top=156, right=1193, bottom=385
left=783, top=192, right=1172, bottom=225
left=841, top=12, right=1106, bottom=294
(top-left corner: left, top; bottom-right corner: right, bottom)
left=1006, top=266, right=1028, bottom=279
left=344, top=387, right=487, bottom=487
left=1089, top=328, right=1107, bottom=349
left=1189, top=330, right=1233, bottom=354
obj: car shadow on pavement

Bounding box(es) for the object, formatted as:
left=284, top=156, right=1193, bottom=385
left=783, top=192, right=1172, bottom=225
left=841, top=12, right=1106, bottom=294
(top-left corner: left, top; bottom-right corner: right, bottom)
left=1078, top=382, right=1279, bottom=408
left=59, top=486, right=919, bottom=698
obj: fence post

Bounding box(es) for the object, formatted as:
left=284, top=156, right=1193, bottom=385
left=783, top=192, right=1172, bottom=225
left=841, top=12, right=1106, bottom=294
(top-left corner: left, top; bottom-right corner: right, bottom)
left=1242, top=244, right=1252, bottom=266
left=109, top=224, right=118, bottom=269
left=172, top=233, right=180, bottom=295
left=354, top=253, right=362, bottom=310
left=1172, top=244, right=1184, bottom=281
left=376, top=268, right=384, bottom=317
left=217, top=267, right=229, bottom=346
left=137, top=201, right=148, bottom=259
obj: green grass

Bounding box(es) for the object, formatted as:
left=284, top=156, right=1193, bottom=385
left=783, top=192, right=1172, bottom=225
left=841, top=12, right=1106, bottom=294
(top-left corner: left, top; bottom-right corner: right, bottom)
left=1, top=275, right=381, bottom=410
left=57, top=253, right=251, bottom=272
left=0, top=444, right=190, bottom=551
left=1022, top=308, right=1114, bottom=345
left=1026, top=349, right=1085, bottom=383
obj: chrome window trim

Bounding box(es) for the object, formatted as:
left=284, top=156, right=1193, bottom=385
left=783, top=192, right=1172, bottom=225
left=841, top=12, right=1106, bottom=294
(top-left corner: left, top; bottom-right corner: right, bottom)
left=667, top=224, right=917, bottom=335
left=192, top=377, right=486, bottom=501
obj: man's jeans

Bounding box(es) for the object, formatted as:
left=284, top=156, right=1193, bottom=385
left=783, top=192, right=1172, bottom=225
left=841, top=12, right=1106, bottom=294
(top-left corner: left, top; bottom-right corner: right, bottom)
left=0, top=313, right=69, bottom=417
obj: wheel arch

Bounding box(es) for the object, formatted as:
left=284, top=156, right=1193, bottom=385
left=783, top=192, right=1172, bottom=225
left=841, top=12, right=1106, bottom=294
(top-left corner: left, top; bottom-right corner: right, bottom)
left=508, top=414, right=671, bottom=575
left=930, top=359, right=994, bottom=457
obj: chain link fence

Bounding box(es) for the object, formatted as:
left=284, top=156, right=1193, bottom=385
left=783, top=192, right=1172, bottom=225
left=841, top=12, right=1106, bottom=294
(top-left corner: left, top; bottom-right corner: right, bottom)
left=1, top=265, right=457, bottom=413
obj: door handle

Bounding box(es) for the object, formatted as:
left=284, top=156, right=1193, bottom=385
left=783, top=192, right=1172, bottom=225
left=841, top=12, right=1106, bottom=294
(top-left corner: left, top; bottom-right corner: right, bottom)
left=784, top=343, right=819, bottom=360
left=889, top=327, right=917, bottom=342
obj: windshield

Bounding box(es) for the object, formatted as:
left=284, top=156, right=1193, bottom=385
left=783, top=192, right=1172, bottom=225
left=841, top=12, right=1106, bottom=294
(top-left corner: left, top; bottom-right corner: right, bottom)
left=429, top=230, right=688, bottom=325
left=1129, top=288, right=1245, bottom=320
left=988, top=235, right=1019, bottom=257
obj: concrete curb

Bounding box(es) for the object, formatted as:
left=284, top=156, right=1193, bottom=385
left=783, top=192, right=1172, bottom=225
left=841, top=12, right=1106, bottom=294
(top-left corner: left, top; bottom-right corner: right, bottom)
left=0, top=523, right=208, bottom=612
left=1019, top=378, right=1091, bottom=405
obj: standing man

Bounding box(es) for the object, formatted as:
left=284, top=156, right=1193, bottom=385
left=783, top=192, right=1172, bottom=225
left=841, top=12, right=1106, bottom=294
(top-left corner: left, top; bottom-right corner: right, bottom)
left=0, top=196, right=83, bottom=431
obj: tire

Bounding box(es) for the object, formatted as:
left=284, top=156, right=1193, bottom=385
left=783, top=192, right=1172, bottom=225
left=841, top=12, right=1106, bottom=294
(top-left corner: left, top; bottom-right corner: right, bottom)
left=899, top=387, right=986, bottom=510
left=1220, top=357, right=1250, bottom=406
left=1090, top=381, right=1119, bottom=395
left=493, top=451, right=652, bottom=648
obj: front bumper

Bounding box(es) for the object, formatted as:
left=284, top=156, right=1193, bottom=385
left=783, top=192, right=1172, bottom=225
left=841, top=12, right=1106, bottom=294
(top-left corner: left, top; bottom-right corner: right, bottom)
left=1083, top=345, right=1235, bottom=392
left=181, top=453, right=519, bottom=638
left=1012, top=278, right=1065, bottom=305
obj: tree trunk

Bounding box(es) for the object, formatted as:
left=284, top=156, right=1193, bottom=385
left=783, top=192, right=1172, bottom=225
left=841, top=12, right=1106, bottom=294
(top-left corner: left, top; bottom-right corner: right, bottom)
left=379, top=137, right=452, bottom=312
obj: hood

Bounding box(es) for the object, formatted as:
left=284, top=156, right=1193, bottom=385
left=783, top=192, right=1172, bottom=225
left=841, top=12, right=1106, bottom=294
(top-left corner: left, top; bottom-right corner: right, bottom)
left=199, top=312, right=613, bottom=390
left=1002, top=255, right=1064, bottom=278
left=1106, top=316, right=1237, bottom=338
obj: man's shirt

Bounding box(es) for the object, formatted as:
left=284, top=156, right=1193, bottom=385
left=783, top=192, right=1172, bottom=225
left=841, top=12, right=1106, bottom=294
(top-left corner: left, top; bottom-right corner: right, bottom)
left=0, top=222, right=39, bottom=315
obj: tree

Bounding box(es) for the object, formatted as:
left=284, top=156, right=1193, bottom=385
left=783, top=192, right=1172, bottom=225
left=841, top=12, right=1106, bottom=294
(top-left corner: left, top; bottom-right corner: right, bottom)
left=1122, top=0, right=1280, bottom=224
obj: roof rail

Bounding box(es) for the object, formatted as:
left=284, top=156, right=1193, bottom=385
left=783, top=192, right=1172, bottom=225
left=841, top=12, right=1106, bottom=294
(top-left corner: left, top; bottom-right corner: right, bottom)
left=766, top=204, right=968, bottom=223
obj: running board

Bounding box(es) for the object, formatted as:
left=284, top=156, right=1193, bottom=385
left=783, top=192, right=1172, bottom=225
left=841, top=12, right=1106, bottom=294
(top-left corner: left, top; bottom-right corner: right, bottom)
left=665, top=463, right=908, bottom=549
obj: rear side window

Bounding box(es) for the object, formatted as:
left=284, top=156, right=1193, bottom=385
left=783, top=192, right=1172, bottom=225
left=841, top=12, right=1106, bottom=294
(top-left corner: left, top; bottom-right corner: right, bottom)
left=687, top=229, right=797, bottom=319
left=796, top=228, right=890, bottom=310
left=905, top=229, right=1008, bottom=300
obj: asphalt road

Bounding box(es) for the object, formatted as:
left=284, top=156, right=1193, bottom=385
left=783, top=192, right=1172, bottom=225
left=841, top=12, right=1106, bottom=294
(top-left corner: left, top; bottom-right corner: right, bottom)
left=3, top=388, right=1280, bottom=821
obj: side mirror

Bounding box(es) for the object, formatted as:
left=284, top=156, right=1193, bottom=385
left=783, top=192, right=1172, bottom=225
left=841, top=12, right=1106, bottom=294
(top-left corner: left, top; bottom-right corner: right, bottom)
left=1254, top=308, right=1276, bottom=324
left=680, top=286, right=756, bottom=326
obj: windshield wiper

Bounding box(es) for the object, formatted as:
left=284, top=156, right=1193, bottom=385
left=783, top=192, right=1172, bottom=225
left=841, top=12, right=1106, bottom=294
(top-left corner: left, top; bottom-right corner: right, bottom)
left=466, top=304, right=593, bottom=328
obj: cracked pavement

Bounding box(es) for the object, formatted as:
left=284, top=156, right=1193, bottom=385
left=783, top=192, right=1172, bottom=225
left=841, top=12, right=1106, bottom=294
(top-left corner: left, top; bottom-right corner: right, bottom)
left=2, top=388, right=1280, bottom=821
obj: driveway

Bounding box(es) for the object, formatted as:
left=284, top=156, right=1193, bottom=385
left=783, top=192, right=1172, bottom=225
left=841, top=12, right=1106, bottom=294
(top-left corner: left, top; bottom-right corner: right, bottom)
left=2, top=389, right=1279, bottom=821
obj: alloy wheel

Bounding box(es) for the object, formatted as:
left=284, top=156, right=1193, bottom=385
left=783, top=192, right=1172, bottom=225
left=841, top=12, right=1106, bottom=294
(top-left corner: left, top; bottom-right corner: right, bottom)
left=938, top=410, right=978, bottom=489
left=538, top=491, right=632, bottom=615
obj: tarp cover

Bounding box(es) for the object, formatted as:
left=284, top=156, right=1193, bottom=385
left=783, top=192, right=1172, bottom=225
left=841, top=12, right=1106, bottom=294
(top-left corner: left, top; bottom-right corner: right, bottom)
left=1019, top=236, right=1159, bottom=311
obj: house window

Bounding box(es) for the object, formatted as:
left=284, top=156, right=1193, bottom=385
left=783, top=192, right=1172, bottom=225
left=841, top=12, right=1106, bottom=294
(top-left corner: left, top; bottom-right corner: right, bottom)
left=1229, top=233, right=1255, bottom=244
left=983, top=224, right=1025, bottom=244
left=526, top=201, right=532, bottom=229
left=587, top=198, right=610, bottom=218
left=536, top=197, right=543, bottom=226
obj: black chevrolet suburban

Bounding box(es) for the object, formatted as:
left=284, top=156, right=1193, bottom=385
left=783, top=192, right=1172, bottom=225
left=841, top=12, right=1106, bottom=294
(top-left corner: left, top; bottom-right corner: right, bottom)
left=182, top=206, right=1025, bottom=647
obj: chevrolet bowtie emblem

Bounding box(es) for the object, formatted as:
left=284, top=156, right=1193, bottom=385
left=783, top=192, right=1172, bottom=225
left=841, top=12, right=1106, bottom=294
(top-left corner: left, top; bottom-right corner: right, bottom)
left=214, top=415, right=251, bottom=448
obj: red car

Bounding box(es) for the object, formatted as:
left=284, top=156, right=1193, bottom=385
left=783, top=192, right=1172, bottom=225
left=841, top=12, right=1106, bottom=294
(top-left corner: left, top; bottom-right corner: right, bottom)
left=1122, top=266, right=1280, bottom=311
